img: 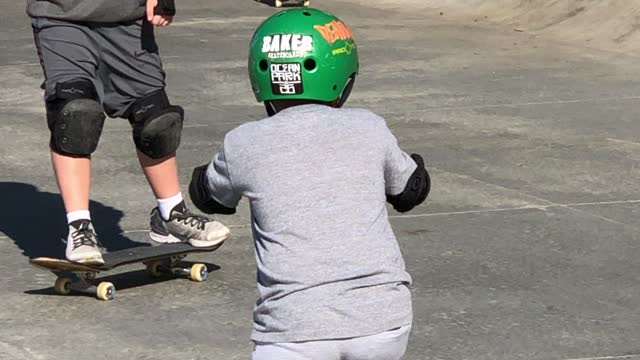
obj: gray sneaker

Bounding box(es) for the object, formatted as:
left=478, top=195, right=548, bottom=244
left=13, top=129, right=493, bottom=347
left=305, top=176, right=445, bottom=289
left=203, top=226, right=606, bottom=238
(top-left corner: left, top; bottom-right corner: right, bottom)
left=149, top=202, right=230, bottom=248
left=65, top=219, right=104, bottom=265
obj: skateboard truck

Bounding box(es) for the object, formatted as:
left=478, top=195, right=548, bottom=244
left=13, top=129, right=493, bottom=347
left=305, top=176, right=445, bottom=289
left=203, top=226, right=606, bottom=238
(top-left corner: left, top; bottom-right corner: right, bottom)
left=254, top=0, right=310, bottom=8
left=54, top=271, right=117, bottom=301
left=144, top=255, right=208, bottom=282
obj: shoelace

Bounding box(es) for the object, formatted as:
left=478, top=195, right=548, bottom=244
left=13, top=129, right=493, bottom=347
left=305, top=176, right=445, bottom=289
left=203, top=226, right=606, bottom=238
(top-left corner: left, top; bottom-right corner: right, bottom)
left=71, top=227, right=99, bottom=250
left=175, top=210, right=208, bottom=231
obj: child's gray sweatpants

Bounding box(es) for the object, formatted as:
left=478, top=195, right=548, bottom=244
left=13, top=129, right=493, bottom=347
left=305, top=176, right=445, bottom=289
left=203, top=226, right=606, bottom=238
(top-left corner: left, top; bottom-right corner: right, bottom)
left=252, top=325, right=411, bottom=360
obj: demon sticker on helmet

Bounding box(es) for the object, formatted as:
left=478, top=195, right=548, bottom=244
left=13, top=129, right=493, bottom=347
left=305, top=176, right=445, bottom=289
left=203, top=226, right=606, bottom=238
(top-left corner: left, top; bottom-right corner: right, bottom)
left=313, top=20, right=353, bottom=44
left=314, top=20, right=355, bottom=57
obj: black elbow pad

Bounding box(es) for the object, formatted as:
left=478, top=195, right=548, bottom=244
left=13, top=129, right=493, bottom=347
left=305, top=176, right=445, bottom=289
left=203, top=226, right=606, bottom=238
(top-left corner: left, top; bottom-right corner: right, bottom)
left=386, top=154, right=431, bottom=213
left=189, top=165, right=236, bottom=215
left=155, top=0, right=176, bottom=16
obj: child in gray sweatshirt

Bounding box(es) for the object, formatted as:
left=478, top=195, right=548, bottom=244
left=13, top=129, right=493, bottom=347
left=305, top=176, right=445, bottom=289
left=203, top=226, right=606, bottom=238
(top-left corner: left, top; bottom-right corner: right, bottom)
left=189, top=8, right=430, bottom=360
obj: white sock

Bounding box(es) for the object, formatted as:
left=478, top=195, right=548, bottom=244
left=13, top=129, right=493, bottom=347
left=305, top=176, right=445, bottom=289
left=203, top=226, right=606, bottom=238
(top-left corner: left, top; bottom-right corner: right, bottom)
left=157, top=192, right=183, bottom=220
left=67, top=210, right=91, bottom=224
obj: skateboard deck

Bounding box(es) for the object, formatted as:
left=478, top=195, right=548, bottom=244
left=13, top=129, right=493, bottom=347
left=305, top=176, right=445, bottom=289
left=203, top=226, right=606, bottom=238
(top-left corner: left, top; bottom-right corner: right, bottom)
left=30, top=242, right=222, bottom=301
left=254, top=0, right=310, bottom=8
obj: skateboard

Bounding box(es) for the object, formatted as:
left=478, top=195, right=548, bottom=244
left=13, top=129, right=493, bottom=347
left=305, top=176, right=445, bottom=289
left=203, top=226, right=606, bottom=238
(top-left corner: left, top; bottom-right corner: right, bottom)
left=254, top=0, right=310, bottom=8
left=30, top=242, right=222, bottom=301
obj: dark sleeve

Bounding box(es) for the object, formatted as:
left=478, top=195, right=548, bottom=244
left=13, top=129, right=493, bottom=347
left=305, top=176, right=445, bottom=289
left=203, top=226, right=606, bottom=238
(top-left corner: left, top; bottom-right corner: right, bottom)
left=189, top=145, right=242, bottom=215
left=154, top=0, right=176, bottom=16
left=386, top=153, right=430, bottom=213
left=189, top=165, right=236, bottom=215
left=383, top=130, right=417, bottom=196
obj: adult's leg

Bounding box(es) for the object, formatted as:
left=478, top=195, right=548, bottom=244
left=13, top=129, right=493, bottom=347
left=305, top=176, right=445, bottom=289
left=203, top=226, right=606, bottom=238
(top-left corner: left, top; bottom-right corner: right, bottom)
left=50, top=152, right=91, bottom=214
left=33, top=18, right=105, bottom=263
left=33, top=18, right=103, bottom=214
left=96, top=20, right=229, bottom=247
left=95, top=20, right=182, bottom=202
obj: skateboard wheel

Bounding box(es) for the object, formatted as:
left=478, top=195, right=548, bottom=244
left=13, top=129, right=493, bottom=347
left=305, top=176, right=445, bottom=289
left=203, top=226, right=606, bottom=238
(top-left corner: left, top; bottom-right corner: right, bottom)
left=190, top=263, right=208, bottom=282
left=145, top=261, right=163, bottom=278
left=275, top=0, right=282, bottom=7
left=304, top=0, right=310, bottom=6
left=54, top=277, right=72, bottom=295
left=96, top=282, right=115, bottom=301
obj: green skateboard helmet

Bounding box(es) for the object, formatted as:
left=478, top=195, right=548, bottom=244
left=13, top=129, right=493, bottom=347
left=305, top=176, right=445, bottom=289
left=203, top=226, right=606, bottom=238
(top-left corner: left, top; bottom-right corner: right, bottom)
left=248, top=8, right=359, bottom=104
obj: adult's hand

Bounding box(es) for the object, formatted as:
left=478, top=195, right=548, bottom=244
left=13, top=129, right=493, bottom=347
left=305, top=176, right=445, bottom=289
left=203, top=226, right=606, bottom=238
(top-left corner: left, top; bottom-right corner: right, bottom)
left=146, top=0, right=174, bottom=27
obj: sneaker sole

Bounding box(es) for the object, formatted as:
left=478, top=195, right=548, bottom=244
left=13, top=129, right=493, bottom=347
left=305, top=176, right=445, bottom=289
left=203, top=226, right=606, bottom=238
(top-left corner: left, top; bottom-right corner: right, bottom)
left=72, top=255, right=105, bottom=266
left=149, top=228, right=230, bottom=248
left=149, top=232, right=183, bottom=246
left=188, top=228, right=231, bottom=248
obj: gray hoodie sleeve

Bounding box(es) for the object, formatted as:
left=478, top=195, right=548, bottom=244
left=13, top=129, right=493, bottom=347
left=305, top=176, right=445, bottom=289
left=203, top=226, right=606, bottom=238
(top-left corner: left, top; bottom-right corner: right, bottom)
left=383, top=123, right=418, bottom=196
left=26, top=0, right=146, bottom=22
left=205, top=145, right=243, bottom=209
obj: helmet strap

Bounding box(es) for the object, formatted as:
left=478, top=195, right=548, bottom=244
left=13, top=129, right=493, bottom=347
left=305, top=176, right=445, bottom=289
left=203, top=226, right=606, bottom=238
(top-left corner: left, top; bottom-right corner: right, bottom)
left=264, top=101, right=277, bottom=117
left=337, top=74, right=357, bottom=108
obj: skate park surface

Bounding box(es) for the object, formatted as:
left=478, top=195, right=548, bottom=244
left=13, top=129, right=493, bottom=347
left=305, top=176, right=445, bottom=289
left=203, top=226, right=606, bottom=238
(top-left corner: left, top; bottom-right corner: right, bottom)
left=1, top=0, right=640, bottom=359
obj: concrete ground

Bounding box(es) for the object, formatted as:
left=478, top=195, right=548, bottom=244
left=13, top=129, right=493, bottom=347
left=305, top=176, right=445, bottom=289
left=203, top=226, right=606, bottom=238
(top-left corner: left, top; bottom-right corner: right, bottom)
left=1, top=0, right=640, bottom=359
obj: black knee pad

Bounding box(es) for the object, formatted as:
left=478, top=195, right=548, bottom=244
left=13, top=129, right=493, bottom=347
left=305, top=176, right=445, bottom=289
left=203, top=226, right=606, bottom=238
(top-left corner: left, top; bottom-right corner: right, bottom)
left=46, top=80, right=105, bottom=155
left=127, top=90, right=184, bottom=159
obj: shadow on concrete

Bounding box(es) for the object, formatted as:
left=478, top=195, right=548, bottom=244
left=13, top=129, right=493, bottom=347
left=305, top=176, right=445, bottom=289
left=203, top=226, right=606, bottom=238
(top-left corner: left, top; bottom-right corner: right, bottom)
left=0, top=182, right=141, bottom=259
left=24, top=262, right=221, bottom=297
